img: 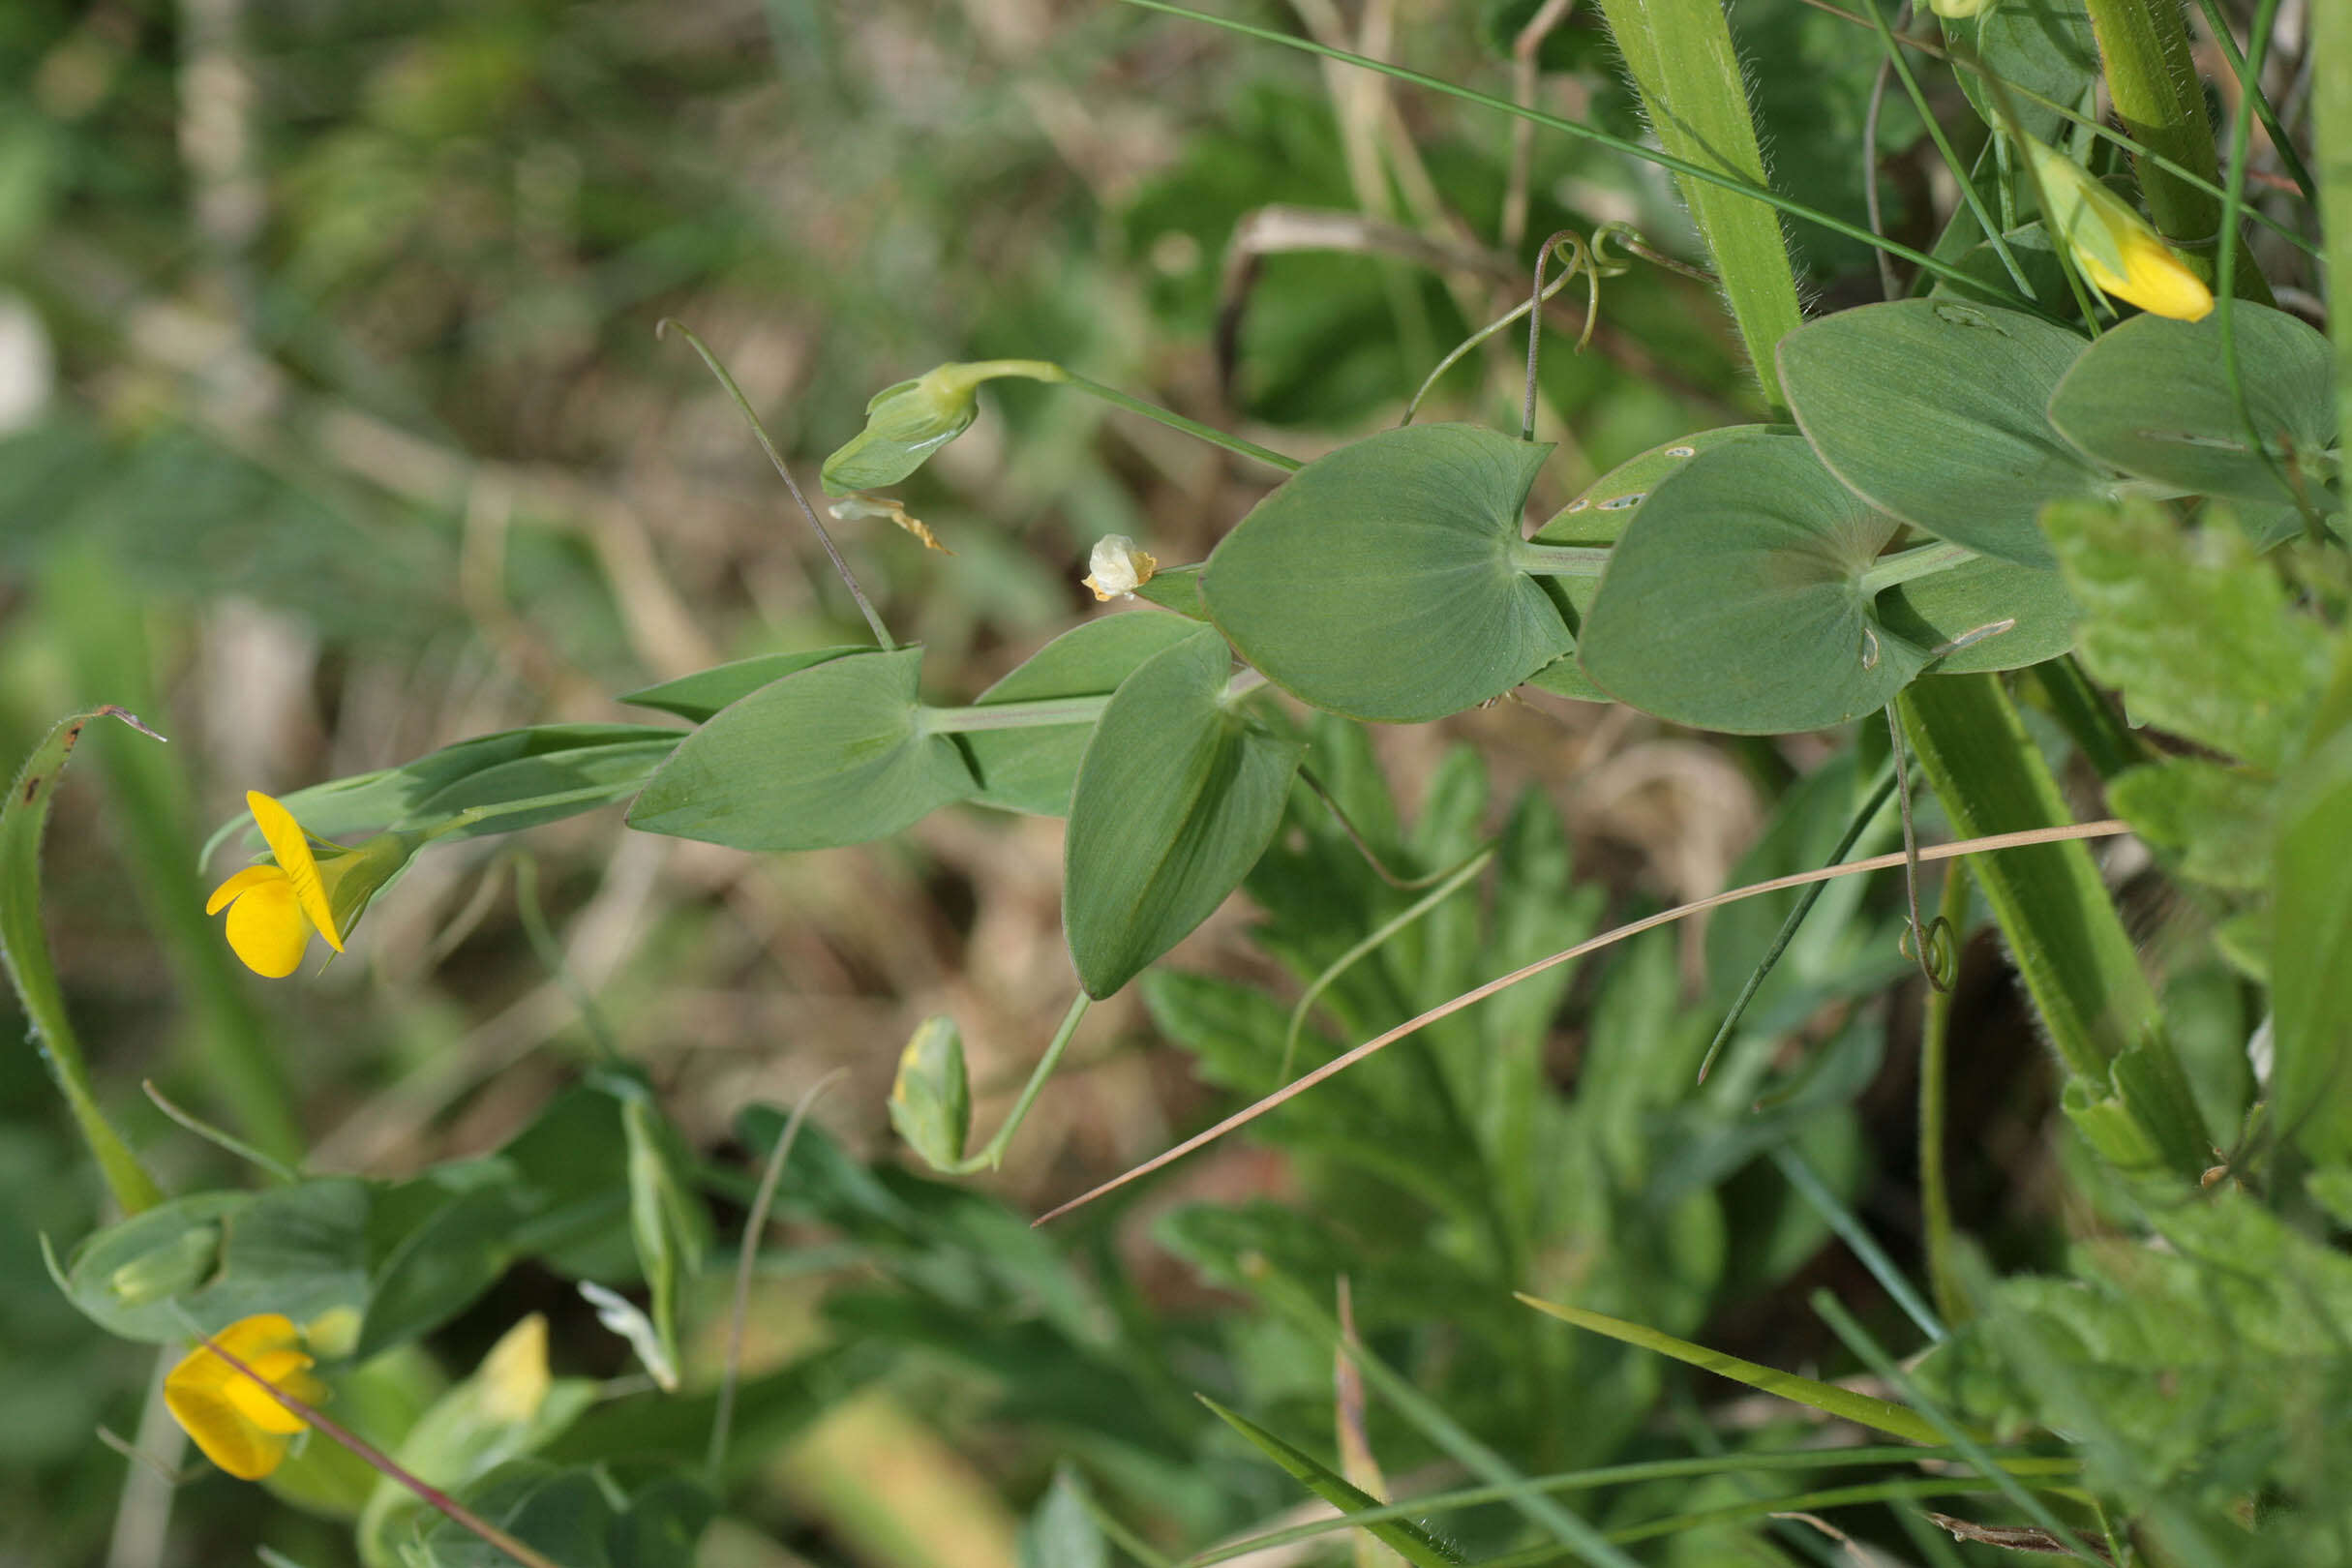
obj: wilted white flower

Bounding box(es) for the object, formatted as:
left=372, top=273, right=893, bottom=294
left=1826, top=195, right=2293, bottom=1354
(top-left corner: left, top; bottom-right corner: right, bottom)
left=1081, top=534, right=1158, bottom=601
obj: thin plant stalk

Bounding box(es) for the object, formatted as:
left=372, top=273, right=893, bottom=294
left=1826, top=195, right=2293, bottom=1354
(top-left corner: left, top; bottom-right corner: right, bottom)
left=1037, top=817, right=2137, bottom=1224
left=1919, top=856, right=1972, bottom=1326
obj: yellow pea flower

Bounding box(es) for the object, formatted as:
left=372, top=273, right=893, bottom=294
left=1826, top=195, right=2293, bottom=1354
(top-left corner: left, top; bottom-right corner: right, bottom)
left=164, top=1312, right=331, bottom=1481
left=2022, top=136, right=2215, bottom=322
left=205, top=792, right=411, bottom=978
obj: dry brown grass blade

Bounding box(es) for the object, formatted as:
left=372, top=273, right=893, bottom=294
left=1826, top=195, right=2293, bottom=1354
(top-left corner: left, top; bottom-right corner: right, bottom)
left=1035, top=819, right=2133, bottom=1225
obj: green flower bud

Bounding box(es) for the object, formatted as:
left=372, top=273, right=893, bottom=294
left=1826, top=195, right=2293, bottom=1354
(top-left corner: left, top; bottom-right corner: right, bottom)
left=889, top=1014, right=973, bottom=1171
left=820, top=360, right=1065, bottom=496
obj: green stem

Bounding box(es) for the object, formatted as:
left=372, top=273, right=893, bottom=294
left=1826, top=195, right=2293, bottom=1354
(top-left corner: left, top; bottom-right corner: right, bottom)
left=1586, top=0, right=1807, bottom=407
left=429, top=782, right=641, bottom=838
left=1118, top=0, right=2045, bottom=314
left=1898, top=676, right=2204, bottom=1176
left=2079, top=0, right=2274, bottom=301
left=1918, top=854, right=1971, bottom=1327
left=921, top=696, right=1112, bottom=734
left=1862, top=0, right=2035, bottom=296
left=2187, top=0, right=2314, bottom=197
left=1510, top=541, right=1613, bottom=577
left=3, top=712, right=166, bottom=1215
left=2031, top=655, right=2146, bottom=779
left=2326, top=0, right=2352, bottom=455
left=973, top=992, right=1090, bottom=1170
left=1858, top=539, right=1975, bottom=595
left=1059, top=372, right=1303, bottom=474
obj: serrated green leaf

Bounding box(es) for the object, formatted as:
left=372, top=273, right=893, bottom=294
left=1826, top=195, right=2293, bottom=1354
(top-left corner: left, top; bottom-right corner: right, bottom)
left=625, top=647, right=976, bottom=850
left=2047, top=303, right=2339, bottom=509
left=1203, top=425, right=1572, bottom=723
left=2105, top=758, right=2276, bottom=891
left=1780, top=300, right=2105, bottom=566
left=1064, top=627, right=1304, bottom=997
left=2042, top=497, right=2331, bottom=770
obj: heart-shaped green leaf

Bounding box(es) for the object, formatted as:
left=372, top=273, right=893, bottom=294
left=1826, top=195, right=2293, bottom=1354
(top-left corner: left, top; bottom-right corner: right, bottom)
left=1577, top=436, right=1932, bottom=734
left=1526, top=425, right=1786, bottom=702
left=626, top=648, right=975, bottom=850
left=1203, top=424, right=1571, bottom=723
left=1780, top=299, right=2105, bottom=566
left=2047, top=302, right=2340, bottom=510
left=961, top=613, right=1204, bottom=816
left=1064, top=627, right=1305, bottom=998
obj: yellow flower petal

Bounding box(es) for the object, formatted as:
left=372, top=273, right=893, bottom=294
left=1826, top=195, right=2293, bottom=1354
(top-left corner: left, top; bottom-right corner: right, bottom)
left=164, top=1314, right=321, bottom=1483
left=479, top=1313, right=553, bottom=1425
left=2102, top=231, right=2216, bottom=321
left=206, top=863, right=286, bottom=916
left=223, top=876, right=313, bottom=979
left=246, top=791, right=343, bottom=952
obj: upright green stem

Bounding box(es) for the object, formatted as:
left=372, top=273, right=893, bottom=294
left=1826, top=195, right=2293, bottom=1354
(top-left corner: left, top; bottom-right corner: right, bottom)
left=2321, top=0, right=2351, bottom=455
left=2079, top=0, right=2273, bottom=301
left=1898, top=676, right=2203, bottom=1176
left=973, top=992, right=1090, bottom=1170
left=1588, top=0, right=1806, bottom=408
left=1918, top=855, right=1970, bottom=1327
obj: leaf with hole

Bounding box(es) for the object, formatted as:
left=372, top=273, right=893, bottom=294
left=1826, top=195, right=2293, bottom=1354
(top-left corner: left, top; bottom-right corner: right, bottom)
left=625, top=648, right=976, bottom=850
left=2047, top=302, right=2340, bottom=511
left=1064, top=626, right=1304, bottom=998
left=1204, top=424, right=1570, bottom=723
left=1780, top=299, right=2105, bottom=566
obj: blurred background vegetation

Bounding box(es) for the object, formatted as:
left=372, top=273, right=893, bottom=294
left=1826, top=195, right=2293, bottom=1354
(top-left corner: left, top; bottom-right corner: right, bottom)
left=0, top=0, right=2300, bottom=1563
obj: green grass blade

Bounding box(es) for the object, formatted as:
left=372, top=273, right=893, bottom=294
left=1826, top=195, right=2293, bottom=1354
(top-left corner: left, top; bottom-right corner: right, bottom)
left=1116, top=0, right=2039, bottom=313
left=1516, top=1294, right=1945, bottom=1445
left=1198, top=1398, right=1465, bottom=1568
left=2, top=711, right=166, bottom=1214
left=2328, top=0, right=2352, bottom=454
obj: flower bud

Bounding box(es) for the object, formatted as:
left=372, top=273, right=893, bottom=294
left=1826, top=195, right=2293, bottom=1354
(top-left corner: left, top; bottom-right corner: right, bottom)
left=2022, top=136, right=2214, bottom=321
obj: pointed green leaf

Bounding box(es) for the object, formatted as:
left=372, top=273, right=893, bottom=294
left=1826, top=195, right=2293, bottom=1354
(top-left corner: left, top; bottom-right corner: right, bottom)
left=1781, top=300, right=2105, bottom=566
left=618, top=648, right=867, bottom=723
left=2047, top=303, right=2340, bottom=510
left=1204, top=425, right=1571, bottom=723
left=1200, top=1399, right=1466, bottom=1568
left=1577, top=436, right=1929, bottom=733
left=625, top=648, right=976, bottom=850
left=1064, top=627, right=1304, bottom=997
left=963, top=614, right=1203, bottom=816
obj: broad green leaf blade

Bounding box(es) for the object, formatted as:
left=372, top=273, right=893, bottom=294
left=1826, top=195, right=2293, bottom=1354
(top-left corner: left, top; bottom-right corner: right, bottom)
left=1203, top=425, right=1571, bottom=723
left=2042, top=497, right=2331, bottom=770
left=3, top=709, right=163, bottom=1212
left=1064, top=627, right=1305, bottom=998
left=1876, top=554, right=2078, bottom=674
left=1957, top=0, right=2097, bottom=144
left=1576, top=436, right=1928, bottom=734
left=1200, top=1398, right=1466, bottom=1568
left=228, top=724, right=686, bottom=854
left=1517, top=1294, right=1945, bottom=1445
left=962, top=613, right=1203, bottom=816
left=2273, top=724, right=2352, bottom=1163
left=618, top=648, right=867, bottom=722
left=1526, top=426, right=1785, bottom=705
left=60, top=1180, right=371, bottom=1342
left=625, top=648, right=976, bottom=850
left=1130, top=563, right=1207, bottom=619
left=1780, top=300, right=2105, bottom=566
left=2047, top=303, right=2341, bottom=509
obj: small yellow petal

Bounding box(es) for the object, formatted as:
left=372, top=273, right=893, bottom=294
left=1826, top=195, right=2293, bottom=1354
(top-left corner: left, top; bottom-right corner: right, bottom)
left=224, top=877, right=312, bottom=978
left=246, top=792, right=343, bottom=951
left=2110, top=232, right=2215, bottom=321
left=164, top=1314, right=317, bottom=1482
left=206, top=864, right=286, bottom=916
left=479, top=1314, right=553, bottom=1424
left=165, top=1378, right=292, bottom=1479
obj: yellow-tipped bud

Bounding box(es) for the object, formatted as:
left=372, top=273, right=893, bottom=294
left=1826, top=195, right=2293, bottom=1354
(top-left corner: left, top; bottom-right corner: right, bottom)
left=2022, top=136, right=2214, bottom=321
